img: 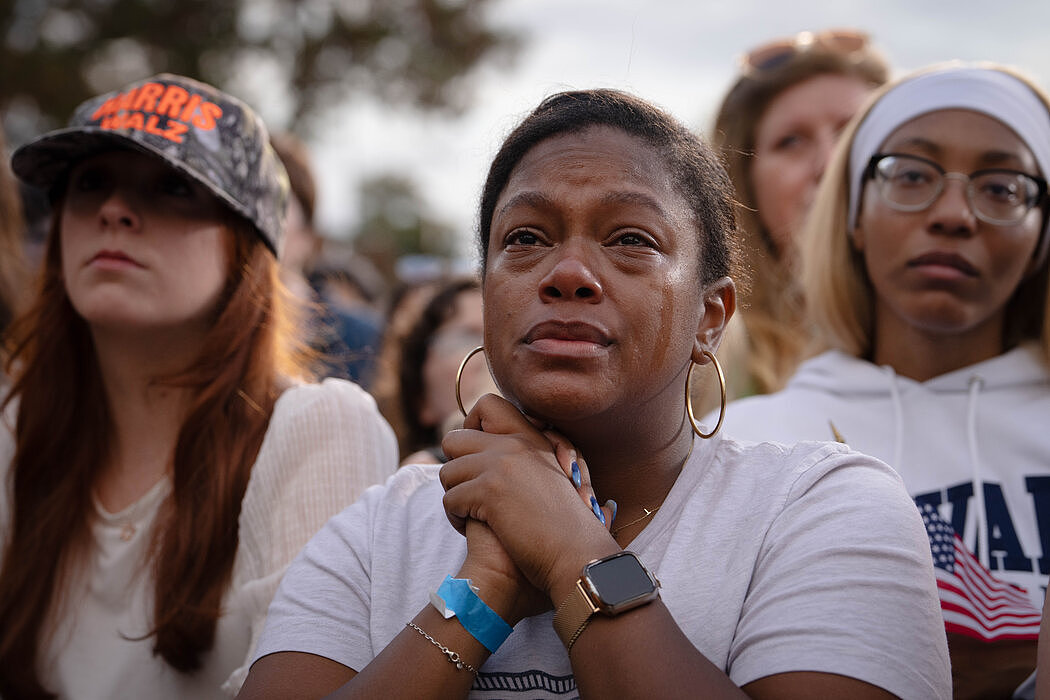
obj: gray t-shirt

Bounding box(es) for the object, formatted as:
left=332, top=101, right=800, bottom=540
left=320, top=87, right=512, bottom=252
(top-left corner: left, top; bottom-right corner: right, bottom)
left=255, top=435, right=951, bottom=698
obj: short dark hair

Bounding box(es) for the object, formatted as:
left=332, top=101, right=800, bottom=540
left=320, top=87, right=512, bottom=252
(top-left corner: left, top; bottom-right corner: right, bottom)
left=478, top=89, right=739, bottom=285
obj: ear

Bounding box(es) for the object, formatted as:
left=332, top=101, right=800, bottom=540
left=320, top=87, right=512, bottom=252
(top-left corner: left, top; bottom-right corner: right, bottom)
left=691, top=276, right=736, bottom=364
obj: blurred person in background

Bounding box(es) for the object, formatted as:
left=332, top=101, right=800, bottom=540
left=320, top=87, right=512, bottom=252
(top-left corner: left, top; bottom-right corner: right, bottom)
left=308, top=238, right=386, bottom=323
left=0, top=74, right=397, bottom=699
left=270, top=133, right=384, bottom=387
left=702, top=28, right=889, bottom=412
left=370, top=275, right=442, bottom=457
left=0, top=125, right=29, bottom=336
left=397, top=276, right=498, bottom=464
left=370, top=254, right=475, bottom=459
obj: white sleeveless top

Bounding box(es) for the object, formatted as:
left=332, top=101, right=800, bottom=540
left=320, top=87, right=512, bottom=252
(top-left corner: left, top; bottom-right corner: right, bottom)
left=0, top=378, right=398, bottom=699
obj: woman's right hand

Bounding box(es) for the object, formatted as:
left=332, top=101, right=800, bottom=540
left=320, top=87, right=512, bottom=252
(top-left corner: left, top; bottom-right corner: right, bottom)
left=451, top=426, right=612, bottom=625
left=440, top=395, right=619, bottom=621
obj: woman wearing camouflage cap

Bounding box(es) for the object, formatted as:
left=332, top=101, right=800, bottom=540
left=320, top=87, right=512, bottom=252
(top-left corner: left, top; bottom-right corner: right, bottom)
left=0, top=74, right=397, bottom=698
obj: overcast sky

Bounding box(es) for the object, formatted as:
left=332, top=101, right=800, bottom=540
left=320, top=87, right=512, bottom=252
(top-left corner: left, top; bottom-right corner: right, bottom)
left=304, top=0, right=1050, bottom=263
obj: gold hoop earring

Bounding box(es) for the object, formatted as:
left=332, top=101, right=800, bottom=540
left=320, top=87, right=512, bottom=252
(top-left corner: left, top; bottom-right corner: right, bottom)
left=686, top=349, right=726, bottom=439
left=455, top=345, right=487, bottom=417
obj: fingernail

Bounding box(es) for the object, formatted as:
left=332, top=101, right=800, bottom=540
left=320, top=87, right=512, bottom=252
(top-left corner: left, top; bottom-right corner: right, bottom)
left=605, top=499, right=618, bottom=523
left=571, top=459, right=581, bottom=488
left=590, top=496, right=605, bottom=525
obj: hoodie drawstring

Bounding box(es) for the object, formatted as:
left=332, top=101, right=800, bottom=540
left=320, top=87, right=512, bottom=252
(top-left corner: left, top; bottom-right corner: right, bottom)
left=884, top=368, right=989, bottom=567
left=966, top=375, right=988, bottom=568
left=883, top=367, right=905, bottom=474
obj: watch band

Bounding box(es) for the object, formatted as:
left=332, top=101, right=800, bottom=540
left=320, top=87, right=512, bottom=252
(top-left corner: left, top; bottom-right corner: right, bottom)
left=552, top=578, right=599, bottom=651
left=552, top=551, right=661, bottom=652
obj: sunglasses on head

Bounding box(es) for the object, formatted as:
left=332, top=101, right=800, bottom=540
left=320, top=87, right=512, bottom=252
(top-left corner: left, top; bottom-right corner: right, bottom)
left=740, top=29, right=870, bottom=74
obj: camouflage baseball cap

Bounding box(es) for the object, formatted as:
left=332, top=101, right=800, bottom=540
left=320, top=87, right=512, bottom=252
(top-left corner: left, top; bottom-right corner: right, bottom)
left=11, top=73, right=288, bottom=255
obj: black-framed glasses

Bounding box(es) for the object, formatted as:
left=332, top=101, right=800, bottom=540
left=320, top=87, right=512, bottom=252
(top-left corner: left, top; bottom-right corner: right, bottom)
left=740, top=28, right=870, bottom=74
left=865, top=153, right=1048, bottom=226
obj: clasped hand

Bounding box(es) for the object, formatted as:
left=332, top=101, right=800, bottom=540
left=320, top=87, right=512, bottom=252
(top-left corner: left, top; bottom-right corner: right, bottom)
left=440, top=394, right=618, bottom=625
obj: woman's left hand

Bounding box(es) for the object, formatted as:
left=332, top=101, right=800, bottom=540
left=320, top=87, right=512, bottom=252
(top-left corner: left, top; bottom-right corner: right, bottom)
left=440, top=394, right=619, bottom=606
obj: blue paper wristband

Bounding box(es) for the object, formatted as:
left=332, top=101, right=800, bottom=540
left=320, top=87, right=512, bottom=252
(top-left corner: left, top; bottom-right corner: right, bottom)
left=434, top=575, right=514, bottom=652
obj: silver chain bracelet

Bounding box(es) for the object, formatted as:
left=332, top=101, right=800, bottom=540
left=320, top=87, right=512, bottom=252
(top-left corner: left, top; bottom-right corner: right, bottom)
left=406, top=622, right=479, bottom=676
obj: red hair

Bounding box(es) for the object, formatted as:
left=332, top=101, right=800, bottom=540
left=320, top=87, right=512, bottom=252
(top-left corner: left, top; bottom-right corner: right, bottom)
left=0, top=208, right=309, bottom=698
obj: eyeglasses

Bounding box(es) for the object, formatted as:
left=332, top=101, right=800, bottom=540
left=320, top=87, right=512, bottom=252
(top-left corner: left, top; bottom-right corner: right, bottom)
left=865, top=153, right=1048, bottom=226
left=740, top=28, right=870, bottom=74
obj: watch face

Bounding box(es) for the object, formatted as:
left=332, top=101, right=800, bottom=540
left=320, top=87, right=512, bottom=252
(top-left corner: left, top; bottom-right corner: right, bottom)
left=586, top=552, right=656, bottom=606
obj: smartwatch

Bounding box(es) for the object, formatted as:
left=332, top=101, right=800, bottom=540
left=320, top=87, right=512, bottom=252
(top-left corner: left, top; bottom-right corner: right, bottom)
left=552, top=550, right=660, bottom=651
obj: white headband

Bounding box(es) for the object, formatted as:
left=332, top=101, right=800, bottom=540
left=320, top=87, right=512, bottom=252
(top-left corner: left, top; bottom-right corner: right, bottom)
left=848, top=65, right=1050, bottom=268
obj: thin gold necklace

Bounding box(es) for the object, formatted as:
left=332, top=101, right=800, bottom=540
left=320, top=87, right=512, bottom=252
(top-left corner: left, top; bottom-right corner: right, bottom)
left=609, top=437, right=694, bottom=537
left=610, top=506, right=661, bottom=536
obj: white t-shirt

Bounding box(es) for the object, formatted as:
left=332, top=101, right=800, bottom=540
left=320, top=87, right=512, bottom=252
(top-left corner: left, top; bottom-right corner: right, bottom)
left=0, top=378, right=398, bottom=699
left=255, top=435, right=952, bottom=698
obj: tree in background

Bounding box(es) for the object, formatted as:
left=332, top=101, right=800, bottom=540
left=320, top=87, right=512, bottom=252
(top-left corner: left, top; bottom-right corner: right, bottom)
left=1, top=0, right=517, bottom=268
left=353, top=174, right=460, bottom=284
left=1, top=0, right=519, bottom=142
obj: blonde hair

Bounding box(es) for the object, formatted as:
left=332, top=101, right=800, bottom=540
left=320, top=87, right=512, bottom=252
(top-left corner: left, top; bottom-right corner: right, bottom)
left=712, top=42, right=889, bottom=395
left=799, top=62, right=1050, bottom=365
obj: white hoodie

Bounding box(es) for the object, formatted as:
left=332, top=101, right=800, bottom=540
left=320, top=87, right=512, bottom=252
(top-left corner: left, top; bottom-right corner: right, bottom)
left=709, top=342, right=1050, bottom=606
